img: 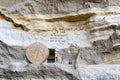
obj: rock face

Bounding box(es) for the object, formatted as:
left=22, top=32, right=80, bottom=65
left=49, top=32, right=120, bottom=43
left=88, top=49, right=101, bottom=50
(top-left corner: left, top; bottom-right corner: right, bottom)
left=0, top=0, right=120, bottom=80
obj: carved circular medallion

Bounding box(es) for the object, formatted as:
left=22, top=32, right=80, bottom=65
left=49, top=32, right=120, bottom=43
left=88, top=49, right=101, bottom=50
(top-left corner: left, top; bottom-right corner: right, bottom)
left=26, top=42, right=49, bottom=64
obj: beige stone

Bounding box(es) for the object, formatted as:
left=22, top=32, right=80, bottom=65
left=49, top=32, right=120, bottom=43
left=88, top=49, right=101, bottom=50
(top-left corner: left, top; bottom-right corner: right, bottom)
left=26, top=42, right=49, bottom=64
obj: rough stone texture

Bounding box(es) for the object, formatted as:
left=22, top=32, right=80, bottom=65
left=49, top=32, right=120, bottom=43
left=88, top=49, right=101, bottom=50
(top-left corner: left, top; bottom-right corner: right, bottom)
left=0, top=0, right=120, bottom=80
left=0, top=0, right=24, bottom=7
left=57, top=32, right=120, bottom=68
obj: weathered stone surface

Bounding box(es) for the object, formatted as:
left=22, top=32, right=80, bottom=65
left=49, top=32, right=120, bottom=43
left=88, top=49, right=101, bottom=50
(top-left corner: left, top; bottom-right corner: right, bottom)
left=57, top=32, right=120, bottom=68
left=0, top=0, right=23, bottom=7
left=0, top=0, right=120, bottom=80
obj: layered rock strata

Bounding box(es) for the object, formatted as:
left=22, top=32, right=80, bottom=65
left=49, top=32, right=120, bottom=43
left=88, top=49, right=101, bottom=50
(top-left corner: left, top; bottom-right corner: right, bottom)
left=0, top=0, right=120, bottom=80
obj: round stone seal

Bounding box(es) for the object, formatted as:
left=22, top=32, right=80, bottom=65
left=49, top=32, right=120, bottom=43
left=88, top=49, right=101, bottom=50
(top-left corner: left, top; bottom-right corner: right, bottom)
left=26, top=42, right=49, bottom=64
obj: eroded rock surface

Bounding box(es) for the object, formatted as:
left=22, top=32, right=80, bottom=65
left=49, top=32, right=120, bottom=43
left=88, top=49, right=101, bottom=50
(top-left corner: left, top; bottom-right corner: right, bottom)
left=0, top=0, right=120, bottom=80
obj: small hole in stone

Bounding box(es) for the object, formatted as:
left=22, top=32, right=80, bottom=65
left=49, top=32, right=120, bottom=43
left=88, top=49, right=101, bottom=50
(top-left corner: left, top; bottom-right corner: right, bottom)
left=47, top=49, right=55, bottom=63
left=69, top=61, right=72, bottom=64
